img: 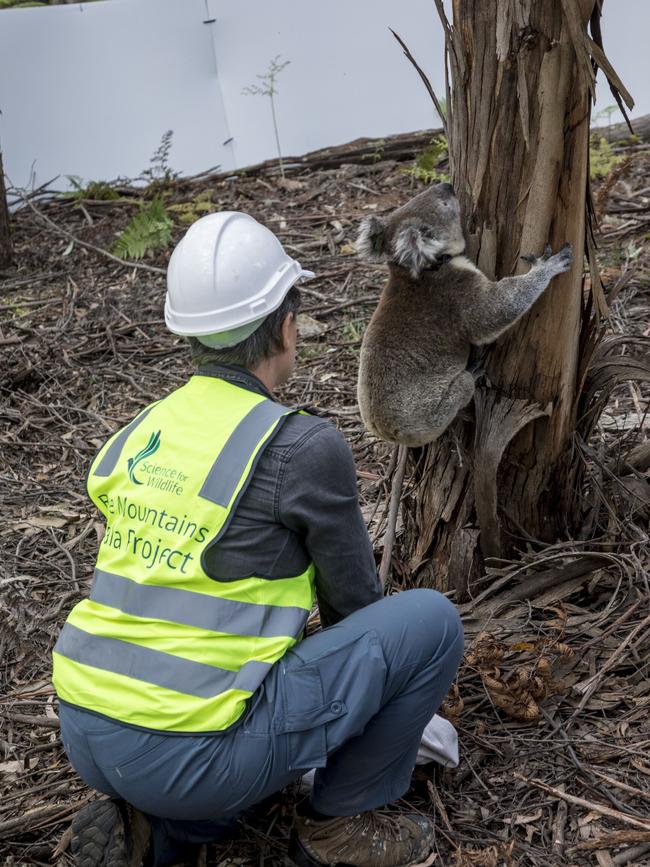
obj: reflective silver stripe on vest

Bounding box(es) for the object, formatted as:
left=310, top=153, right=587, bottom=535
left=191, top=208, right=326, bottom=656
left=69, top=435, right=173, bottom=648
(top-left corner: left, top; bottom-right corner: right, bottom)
left=55, top=623, right=272, bottom=699
left=90, top=569, right=308, bottom=638
left=199, top=400, right=290, bottom=507
left=93, top=405, right=156, bottom=478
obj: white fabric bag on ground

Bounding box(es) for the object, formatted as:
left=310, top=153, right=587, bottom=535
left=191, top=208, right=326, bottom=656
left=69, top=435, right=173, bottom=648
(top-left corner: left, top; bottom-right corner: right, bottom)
left=415, top=713, right=458, bottom=767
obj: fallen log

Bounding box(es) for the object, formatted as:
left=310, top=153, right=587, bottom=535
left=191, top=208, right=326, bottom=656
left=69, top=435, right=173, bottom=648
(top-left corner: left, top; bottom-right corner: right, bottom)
left=210, top=128, right=443, bottom=179
left=596, top=112, right=650, bottom=144
left=208, top=113, right=649, bottom=181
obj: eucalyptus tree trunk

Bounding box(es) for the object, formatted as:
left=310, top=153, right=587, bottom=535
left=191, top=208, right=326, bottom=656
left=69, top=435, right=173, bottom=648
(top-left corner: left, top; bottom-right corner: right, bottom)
left=403, top=0, right=629, bottom=597
left=0, top=150, right=13, bottom=270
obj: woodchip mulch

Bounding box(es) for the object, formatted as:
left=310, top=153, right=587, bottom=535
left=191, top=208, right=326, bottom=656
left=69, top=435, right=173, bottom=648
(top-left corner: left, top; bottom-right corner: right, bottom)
left=1, top=135, right=648, bottom=866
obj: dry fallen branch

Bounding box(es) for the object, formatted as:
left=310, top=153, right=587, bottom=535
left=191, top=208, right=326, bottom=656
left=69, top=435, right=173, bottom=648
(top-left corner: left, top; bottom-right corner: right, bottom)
left=572, top=830, right=650, bottom=852
left=515, top=774, right=650, bottom=832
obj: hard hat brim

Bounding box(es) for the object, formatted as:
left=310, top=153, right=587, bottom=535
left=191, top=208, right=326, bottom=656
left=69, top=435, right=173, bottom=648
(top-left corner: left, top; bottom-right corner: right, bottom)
left=165, top=262, right=315, bottom=338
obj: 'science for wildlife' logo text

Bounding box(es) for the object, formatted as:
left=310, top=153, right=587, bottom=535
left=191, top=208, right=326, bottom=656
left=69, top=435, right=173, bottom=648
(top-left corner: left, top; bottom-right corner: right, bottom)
left=127, top=431, right=161, bottom=485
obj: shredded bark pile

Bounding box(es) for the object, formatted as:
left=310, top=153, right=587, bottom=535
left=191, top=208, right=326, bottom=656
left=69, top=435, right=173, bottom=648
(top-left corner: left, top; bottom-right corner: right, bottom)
left=1, top=136, right=648, bottom=866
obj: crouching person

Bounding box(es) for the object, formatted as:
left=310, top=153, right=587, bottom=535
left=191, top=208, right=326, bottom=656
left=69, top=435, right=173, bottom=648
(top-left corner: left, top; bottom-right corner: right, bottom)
left=52, top=213, right=464, bottom=867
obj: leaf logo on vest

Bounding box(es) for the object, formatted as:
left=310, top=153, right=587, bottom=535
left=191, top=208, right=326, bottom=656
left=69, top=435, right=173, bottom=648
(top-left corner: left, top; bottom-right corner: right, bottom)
left=127, top=431, right=161, bottom=485
left=125, top=430, right=189, bottom=495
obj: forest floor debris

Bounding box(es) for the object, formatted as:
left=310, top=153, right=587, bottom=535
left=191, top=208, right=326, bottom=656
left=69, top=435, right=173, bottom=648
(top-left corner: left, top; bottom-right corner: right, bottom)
left=0, top=136, right=648, bottom=866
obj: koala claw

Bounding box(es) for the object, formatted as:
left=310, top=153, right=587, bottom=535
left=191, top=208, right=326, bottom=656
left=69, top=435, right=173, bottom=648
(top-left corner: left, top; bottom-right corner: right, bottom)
left=522, top=242, right=572, bottom=274
left=521, top=243, right=552, bottom=264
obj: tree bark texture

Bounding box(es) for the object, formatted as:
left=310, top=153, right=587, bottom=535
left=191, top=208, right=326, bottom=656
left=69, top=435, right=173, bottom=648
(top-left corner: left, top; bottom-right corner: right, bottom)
left=403, top=0, right=619, bottom=597
left=0, top=150, right=13, bottom=270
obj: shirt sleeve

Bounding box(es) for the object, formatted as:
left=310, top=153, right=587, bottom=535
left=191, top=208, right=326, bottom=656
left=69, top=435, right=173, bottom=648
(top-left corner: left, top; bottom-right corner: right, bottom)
left=277, top=421, right=383, bottom=627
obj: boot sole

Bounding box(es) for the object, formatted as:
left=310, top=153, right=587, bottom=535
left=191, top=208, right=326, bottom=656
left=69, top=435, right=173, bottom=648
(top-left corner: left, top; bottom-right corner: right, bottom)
left=71, top=800, right=129, bottom=867
left=286, top=832, right=354, bottom=867
left=286, top=830, right=433, bottom=867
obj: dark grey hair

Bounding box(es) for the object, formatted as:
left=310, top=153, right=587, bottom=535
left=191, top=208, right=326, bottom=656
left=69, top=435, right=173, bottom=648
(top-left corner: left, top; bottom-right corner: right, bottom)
left=188, top=285, right=301, bottom=370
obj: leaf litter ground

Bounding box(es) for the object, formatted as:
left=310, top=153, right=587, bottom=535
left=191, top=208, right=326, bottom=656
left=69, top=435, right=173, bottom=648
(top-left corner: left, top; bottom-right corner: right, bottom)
left=0, top=137, right=649, bottom=867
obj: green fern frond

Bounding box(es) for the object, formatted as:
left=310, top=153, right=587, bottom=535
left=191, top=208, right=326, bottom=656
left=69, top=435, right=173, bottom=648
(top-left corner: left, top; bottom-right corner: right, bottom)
left=111, top=197, right=173, bottom=261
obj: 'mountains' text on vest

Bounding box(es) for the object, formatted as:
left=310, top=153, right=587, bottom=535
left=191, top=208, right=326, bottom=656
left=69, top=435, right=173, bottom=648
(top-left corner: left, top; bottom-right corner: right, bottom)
left=53, top=376, right=315, bottom=733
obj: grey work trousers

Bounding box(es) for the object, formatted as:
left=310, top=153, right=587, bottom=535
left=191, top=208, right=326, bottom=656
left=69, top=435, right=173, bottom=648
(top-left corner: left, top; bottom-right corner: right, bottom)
left=59, top=589, right=463, bottom=858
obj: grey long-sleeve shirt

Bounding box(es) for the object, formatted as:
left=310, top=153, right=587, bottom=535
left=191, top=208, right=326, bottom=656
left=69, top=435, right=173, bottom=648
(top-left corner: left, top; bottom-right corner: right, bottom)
left=199, top=363, right=383, bottom=627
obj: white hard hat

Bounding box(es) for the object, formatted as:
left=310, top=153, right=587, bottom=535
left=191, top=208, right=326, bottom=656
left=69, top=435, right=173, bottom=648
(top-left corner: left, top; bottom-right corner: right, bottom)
left=165, top=212, right=314, bottom=347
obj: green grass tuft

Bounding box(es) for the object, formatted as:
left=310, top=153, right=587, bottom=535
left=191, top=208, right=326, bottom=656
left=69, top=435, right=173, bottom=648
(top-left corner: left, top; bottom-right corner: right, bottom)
left=404, top=135, right=450, bottom=184
left=590, top=135, right=625, bottom=180
left=64, top=177, right=121, bottom=202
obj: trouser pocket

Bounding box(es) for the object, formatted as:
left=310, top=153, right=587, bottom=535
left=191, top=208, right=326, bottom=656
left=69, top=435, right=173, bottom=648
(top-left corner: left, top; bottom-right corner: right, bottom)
left=276, top=628, right=385, bottom=771
left=275, top=657, right=345, bottom=770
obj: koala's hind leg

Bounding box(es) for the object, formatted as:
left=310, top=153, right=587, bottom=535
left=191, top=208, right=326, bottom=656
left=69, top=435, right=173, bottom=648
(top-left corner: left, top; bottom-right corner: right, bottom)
left=408, top=369, right=475, bottom=445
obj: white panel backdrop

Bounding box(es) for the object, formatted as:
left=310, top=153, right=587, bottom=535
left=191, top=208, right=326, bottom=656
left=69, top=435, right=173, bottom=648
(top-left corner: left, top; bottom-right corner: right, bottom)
left=0, top=0, right=647, bottom=194
left=205, top=0, right=444, bottom=170
left=0, top=0, right=233, bottom=191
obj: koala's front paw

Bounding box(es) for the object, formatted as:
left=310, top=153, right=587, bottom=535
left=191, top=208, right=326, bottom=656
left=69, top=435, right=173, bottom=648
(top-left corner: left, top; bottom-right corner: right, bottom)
left=548, top=243, right=573, bottom=275
left=522, top=243, right=572, bottom=276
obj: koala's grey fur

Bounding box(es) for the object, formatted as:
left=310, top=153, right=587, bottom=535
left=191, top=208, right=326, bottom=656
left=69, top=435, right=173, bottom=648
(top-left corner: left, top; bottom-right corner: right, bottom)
left=356, top=183, right=573, bottom=448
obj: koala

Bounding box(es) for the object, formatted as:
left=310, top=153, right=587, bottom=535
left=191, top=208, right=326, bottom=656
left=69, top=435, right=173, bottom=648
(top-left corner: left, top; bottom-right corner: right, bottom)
left=356, top=183, right=573, bottom=447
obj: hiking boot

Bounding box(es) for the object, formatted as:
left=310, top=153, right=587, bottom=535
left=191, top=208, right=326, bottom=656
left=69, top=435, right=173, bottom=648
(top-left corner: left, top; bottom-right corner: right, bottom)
left=71, top=798, right=150, bottom=867
left=288, top=809, right=435, bottom=867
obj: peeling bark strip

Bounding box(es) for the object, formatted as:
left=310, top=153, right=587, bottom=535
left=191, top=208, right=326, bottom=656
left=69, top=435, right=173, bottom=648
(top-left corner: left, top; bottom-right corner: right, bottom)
left=405, top=0, right=609, bottom=594
left=473, top=392, right=551, bottom=559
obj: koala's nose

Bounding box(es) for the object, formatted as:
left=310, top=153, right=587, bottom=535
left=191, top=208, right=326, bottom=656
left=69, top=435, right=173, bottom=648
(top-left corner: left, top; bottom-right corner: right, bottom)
left=438, top=182, right=454, bottom=195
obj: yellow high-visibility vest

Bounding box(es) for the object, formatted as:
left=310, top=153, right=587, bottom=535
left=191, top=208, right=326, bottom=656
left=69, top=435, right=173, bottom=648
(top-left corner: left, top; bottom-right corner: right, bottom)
left=52, top=375, right=315, bottom=733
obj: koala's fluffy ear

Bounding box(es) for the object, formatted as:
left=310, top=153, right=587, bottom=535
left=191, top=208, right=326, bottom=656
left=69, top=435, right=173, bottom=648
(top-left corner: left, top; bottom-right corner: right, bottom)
left=356, top=216, right=387, bottom=261
left=394, top=225, right=445, bottom=278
